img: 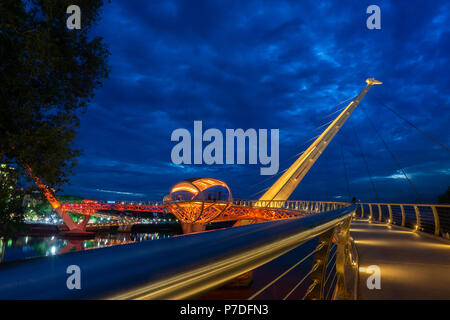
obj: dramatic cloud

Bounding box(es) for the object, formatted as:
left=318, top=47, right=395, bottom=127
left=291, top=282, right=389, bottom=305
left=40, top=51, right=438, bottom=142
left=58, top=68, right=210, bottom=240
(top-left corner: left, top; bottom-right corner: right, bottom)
left=63, top=0, right=450, bottom=203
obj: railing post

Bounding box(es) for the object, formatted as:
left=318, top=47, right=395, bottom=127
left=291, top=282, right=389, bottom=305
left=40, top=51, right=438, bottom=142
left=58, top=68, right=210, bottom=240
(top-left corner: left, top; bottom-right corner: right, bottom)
left=368, top=204, right=373, bottom=221
left=387, top=204, right=392, bottom=224
left=335, top=217, right=352, bottom=300
left=377, top=204, right=382, bottom=222
left=360, top=204, right=364, bottom=218
left=304, top=227, right=335, bottom=300
left=431, top=206, right=440, bottom=236
left=400, top=205, right=405, bottom=227
left=414, top=205, right=421, bottom=231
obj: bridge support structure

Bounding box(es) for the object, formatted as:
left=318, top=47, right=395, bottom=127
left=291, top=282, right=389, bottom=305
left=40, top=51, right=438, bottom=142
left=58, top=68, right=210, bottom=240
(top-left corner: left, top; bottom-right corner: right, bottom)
left=24, top=165, right=92, bottom=234
left=259, top=78, right=382, bottom=204
left=181, top=222, right=206, bottom=234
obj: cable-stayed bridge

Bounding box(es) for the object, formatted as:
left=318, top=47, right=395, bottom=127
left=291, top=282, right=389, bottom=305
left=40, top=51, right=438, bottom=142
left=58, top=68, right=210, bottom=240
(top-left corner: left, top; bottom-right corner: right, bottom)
left=1, top=78, right=449, bottom=300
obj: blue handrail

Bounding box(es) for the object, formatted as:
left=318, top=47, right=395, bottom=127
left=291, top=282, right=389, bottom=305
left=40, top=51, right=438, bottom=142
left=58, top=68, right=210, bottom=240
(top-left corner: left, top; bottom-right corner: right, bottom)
left=0, top=205, right=355, bottom=299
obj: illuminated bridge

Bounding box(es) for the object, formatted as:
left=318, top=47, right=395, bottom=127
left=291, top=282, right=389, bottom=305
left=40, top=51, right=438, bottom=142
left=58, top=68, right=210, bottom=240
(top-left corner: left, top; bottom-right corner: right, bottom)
left=1, top=78, right=449, bottom=300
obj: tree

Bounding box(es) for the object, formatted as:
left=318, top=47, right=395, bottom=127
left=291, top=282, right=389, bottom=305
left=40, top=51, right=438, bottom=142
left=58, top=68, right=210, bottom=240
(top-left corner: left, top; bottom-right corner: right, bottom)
left=0, top=165, right=25, bottom=235
left=438, top=186, right=450, bottom=204
left=0, top=0, right=110, bottom=234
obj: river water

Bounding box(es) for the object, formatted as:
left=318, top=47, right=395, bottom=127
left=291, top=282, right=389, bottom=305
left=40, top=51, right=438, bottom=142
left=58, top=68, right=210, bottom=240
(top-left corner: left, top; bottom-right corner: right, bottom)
left=0, top=231, right=177, bottom=263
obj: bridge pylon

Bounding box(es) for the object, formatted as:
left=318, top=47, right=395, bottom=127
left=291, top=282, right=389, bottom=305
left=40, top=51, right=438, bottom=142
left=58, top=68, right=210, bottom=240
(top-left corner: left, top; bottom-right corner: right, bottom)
left=259, top=78, right=382, bottom=204
left=24, top=165, right=92, bottom=234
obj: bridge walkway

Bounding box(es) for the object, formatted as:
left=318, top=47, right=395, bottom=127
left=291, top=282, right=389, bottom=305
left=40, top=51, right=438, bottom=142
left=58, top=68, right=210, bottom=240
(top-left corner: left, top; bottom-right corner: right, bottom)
left=350, top=219, right=450, bottom=299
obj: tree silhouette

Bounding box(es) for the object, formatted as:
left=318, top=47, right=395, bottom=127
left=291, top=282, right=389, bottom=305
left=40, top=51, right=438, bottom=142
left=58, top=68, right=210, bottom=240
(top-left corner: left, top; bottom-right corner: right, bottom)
left=0, top=0, right=110, bottom=233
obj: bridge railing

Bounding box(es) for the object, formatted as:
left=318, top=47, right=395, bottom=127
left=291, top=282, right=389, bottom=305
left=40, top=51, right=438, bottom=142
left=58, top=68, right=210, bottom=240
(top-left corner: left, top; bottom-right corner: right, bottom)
left=356, top=202, right=450, bottom=240
left=233, top=199, right=350, bottom=213
left=60, top=201, right=165, bottom=214
left=60, top=200, right=164, bottom=206
left=0, top=205, right=358, bottom=300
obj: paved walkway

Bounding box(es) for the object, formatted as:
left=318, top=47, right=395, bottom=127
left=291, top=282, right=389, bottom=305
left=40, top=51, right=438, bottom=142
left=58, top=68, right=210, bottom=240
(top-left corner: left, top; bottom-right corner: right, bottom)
left=350, top=219, right=450, bottom=300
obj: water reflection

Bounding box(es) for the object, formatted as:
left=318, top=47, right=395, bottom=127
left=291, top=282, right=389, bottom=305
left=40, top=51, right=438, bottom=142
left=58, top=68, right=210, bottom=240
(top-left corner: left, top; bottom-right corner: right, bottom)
left=0, top=232, right=175, bottom=263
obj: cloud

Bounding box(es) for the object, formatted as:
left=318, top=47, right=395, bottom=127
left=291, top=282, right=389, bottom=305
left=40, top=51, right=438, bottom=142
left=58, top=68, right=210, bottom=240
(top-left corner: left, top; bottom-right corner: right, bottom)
left=62, top=0, right=450, bottom=203
left=94, top=189, right=146, bottom=197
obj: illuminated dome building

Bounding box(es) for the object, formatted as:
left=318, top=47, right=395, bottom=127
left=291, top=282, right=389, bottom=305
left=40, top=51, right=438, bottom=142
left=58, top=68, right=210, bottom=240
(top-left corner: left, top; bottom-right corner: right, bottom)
left=164, top=178, right=233, bottom=233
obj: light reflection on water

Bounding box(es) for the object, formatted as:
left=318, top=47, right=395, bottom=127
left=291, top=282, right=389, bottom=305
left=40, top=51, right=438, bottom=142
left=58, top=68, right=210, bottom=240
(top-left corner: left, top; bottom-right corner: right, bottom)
left=0, top=232, right=175, bottom=263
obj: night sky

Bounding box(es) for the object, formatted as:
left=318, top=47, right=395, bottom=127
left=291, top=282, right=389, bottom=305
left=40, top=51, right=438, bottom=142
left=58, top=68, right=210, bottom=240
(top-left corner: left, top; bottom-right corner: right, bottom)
left=62, top=0, right=450, bottom=203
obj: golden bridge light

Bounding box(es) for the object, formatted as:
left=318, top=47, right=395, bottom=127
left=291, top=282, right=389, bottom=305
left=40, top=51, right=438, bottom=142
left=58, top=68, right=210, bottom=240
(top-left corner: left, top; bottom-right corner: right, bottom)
left=163, top=177, right=304, bottom=233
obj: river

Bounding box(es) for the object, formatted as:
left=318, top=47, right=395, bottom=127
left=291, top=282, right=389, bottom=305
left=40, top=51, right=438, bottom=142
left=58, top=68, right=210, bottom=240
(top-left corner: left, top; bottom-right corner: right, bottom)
left=0, top=231, right=177, bottom=263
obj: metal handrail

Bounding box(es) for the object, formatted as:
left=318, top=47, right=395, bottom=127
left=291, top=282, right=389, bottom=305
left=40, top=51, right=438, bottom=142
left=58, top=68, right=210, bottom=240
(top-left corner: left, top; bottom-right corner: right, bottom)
left=356, top=202, right=450, bottom=239
left=357, top=202, right=449, bottom=207
left=247, top=242, right=325, bottom=300
left=0, top=205, right=356, bottom=300
left=233, top=199, right=350, bottom=213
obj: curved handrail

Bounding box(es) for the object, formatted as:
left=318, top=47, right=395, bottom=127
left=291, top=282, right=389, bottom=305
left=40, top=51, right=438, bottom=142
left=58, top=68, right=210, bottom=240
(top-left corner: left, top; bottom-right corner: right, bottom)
left=0, top=205, right=356, bottom=299
left=356, top=202, right=450, bottom=239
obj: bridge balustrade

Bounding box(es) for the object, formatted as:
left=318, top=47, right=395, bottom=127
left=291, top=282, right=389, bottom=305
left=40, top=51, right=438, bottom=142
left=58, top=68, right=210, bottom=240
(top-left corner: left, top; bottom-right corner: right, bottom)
left=356, top=202, right=450, bottom=239
left=233, top=200, right=351, bottom=215
left=0, top=205, right=358, bottom=300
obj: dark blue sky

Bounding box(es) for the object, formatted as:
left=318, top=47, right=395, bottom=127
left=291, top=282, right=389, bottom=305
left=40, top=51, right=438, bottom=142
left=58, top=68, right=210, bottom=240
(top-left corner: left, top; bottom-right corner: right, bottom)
left=63, top=0, right=450, bottom=203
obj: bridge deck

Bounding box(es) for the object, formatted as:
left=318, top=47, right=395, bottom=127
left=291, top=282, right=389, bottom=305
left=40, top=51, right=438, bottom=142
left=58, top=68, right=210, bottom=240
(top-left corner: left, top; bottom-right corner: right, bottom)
left=350, top=219, right=450, bottom=300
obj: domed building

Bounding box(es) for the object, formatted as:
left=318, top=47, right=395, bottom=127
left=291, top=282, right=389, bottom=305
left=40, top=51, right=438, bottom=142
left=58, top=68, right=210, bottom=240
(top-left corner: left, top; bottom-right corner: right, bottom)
left=164, top=178, right=233, bottom=233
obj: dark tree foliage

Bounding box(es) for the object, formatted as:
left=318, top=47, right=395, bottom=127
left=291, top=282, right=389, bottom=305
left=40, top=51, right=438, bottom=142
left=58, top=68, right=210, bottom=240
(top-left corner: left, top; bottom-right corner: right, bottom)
left=438, top=186, right=450, bottom=204
left=0, top=0, right=109, bottom=232
left=0, top=166, right=25, bottom=235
